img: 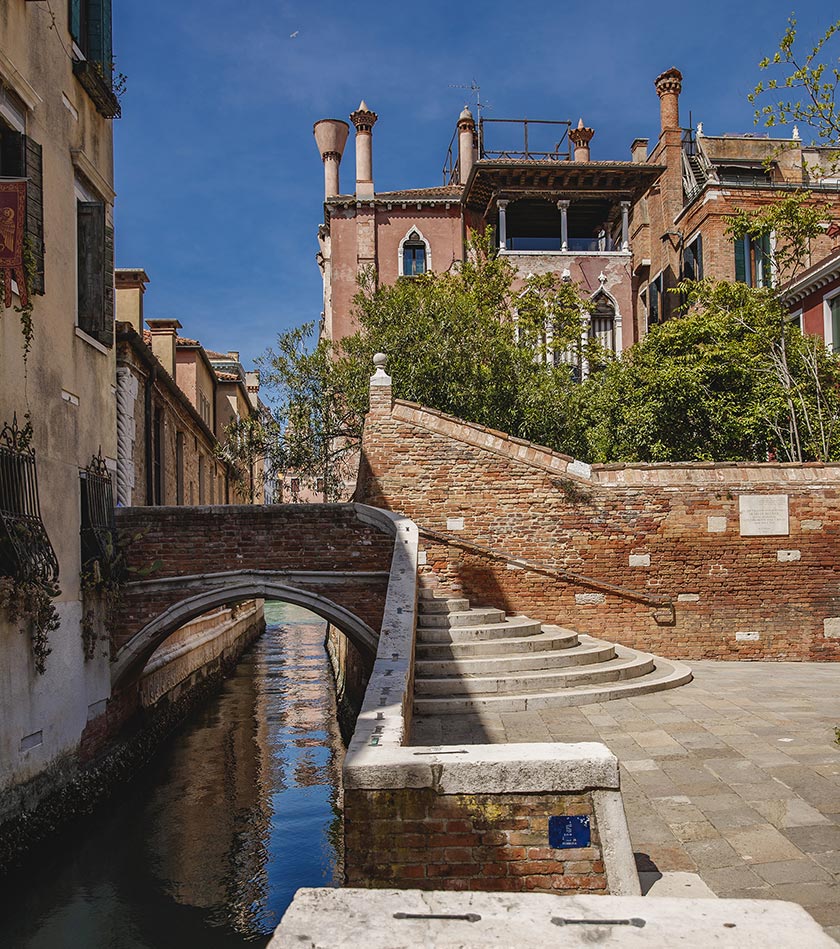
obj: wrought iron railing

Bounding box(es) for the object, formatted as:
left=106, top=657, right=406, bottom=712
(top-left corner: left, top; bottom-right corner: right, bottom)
left=0, top=415, right=59, bottom=586
left=80, top=449, right=119, bottom=576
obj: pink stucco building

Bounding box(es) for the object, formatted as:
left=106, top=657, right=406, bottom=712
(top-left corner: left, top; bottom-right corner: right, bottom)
left=314, top=71, right=840, bottom=365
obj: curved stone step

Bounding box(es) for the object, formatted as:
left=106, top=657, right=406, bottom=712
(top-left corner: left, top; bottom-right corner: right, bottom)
left=418, top=597, right=471, bottom=614
left=415, top=628, right=580, bottom=660
left=417, top=616, right=543, bottom=643
left=413, top=651, right=654, bottom=696
left=419, top=608, right=506, bottom=628
left=415, top=640, right=616, bottom=677
left=413, top=656, right=693, bottom=714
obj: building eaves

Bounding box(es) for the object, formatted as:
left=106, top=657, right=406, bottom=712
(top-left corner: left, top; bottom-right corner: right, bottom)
left=784, top=248, right=840, bottom=305
left=116, top=322, right=218, bottom=446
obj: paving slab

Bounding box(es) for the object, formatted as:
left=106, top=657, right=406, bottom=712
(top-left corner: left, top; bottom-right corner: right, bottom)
left=411, top=660, right=840, bottom=925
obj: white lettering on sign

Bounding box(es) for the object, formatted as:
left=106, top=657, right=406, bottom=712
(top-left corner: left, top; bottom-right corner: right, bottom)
left=739, top=495, right=789, bottom=536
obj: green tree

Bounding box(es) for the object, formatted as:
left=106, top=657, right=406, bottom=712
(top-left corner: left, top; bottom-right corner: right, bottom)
left=578, top=280, right=840, bottom=463
left=214, top=413, right=280, bottom=503
left=750, top=15, right=840, bottom=146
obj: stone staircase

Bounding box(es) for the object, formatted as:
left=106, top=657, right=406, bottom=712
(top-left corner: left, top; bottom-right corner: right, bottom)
left=413, top=591, right=692, bottom=715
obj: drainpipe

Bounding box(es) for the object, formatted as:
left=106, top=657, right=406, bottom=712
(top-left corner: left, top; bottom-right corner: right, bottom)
left=144, top=363, right=157, bottom=506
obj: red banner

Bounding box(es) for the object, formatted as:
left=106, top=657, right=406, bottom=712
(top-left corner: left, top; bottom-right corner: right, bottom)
left=0, top=180, right=28, bottom=308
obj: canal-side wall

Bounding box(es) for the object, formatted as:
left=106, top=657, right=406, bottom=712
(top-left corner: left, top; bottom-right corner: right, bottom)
left=0, top=607, right=265, bottom=873
left=139, top=601, right=264, bottom=708
left=324, top=624, right=371, bottom=742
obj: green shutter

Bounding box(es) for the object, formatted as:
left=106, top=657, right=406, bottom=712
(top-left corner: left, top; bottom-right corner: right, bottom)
left=77, top=201, right=106, bottom=340
left=695, top=234, right=703, bottom=280
left=23, top=137, right=45, bottom=295
left=760, top=233, right=772, bottom=288
left=831, top=298, right=840, bottom=354
left=102, top=224, right=114, bottom=346
left=86, top=0, right=113, bottom=69
left=69, top=0, right=82, bottom=47
left=734, top=237, right=746, bottom=283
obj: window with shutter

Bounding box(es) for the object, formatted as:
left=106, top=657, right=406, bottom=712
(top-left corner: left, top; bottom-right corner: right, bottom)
left=734, top=234, right=772, bottom=288
left=0, top=125, right=45, bottom=295
left=77, top=200, right=108, bottom=345
left=682, top=235, right=703, bottom=282
left=70, top=0, right=119, bottom=119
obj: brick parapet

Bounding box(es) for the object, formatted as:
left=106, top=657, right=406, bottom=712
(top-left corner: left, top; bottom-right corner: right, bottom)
left=359, top=400, right=840, bottom=660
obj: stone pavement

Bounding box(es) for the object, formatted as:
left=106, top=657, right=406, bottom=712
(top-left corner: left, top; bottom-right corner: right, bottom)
left=411, top=661, right=840, bottom=941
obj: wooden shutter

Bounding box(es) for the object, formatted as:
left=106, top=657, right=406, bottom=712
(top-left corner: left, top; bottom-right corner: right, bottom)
left=759, top=233, right=772, bottom=288
left=23, top=137, right=44, bottom=295
left=694, top=235, right=703, bottom=280
left=69, top=0, right=82, bottom=48
left=87, top=0, right=113, bottom=69
left=734, top=237, right=746, bottom=283
left=102, top=223, right=114, bottom=345
left=77, top=201, right=105, bottom=341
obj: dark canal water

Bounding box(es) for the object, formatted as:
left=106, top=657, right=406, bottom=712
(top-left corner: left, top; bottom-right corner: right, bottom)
left=0, top=602, right=344, bottom=947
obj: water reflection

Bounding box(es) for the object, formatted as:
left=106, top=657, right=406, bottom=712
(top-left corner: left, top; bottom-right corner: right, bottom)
left=0, top=602, right=343, bottom=947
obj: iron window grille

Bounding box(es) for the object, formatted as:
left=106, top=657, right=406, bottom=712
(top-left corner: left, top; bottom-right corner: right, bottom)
left=79, top=448, right=119, bottom=578
left=0, top=415, right=59, bottom=586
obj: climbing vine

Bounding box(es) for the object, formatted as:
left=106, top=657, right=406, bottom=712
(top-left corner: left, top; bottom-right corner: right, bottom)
left=80, top=529, right=162, bottom=661
left=0, top=576, right=60, bottom=675
left=0, top=235, right=38, bottom=364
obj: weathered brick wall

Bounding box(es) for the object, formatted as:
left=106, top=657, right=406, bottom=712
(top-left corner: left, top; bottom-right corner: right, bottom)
left=344, top=787, right=605, bottom=894
left=112, top=505, right=393, bottom=651
left=359, top=392, right=840, bottom=660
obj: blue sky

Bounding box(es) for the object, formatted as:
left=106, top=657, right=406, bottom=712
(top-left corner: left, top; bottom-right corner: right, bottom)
left=113, top=1, right=832, bottom=369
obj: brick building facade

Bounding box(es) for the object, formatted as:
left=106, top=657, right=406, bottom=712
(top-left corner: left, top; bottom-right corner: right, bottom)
left=314, top=69, right=840, bottom=360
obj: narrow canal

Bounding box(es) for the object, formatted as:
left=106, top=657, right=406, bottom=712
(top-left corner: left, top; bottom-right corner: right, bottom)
left=0, top=602, right=344, bottom=947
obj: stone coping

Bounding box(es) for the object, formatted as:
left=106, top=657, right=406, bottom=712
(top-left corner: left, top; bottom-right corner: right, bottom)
left=390, top=399, right=840, bottom=486
left=343, top=741, right=618, bottom=792
left=270, top=888, right=835, bottom=948
left=344, top=504, right=420, bottom=756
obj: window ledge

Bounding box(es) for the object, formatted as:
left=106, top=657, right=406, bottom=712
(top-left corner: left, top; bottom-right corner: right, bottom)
left=75, top=326, right=112, bottom=355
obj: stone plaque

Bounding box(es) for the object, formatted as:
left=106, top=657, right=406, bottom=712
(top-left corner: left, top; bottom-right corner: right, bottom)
left=739, top=495, right=789, bottom=536
left=549, top=815, right=591, bottom=849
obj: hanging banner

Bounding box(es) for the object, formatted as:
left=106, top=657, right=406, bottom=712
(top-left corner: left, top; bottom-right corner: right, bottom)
left=0, top=180, right=28, bottom=308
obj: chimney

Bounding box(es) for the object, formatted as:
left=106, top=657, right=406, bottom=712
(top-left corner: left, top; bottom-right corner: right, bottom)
left=457, top=106, right=477, bottom=184
left=350, top=100, right=378, bottom=199
left=115, top=268, right=149, bottom=334
left=631, top=138, right=649, bottom=163
left=569, top=118, right=594, bottom=162
left=146, top=318, right=182, bottom=378
left=655, top=67, right=683, bottom=133
left=313, top=119, right=350, bottom=199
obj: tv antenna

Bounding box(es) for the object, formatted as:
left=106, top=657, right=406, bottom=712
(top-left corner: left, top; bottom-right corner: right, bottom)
left=449, top=80, right=490, bottom=124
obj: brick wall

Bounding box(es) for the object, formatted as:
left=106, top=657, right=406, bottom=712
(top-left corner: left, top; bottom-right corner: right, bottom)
left=112, top=505, right=394, bottom=651
left=344, top=787, right=605, bottom=894
left=359, top=389, right=840, bottom=661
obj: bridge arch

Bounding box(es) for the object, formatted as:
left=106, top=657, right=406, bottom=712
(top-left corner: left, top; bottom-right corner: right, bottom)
left=112, top=572, right=379, bottom=689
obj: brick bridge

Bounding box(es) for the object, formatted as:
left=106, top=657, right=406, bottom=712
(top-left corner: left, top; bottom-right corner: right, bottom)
left=111, top=503, right=398, bottom=687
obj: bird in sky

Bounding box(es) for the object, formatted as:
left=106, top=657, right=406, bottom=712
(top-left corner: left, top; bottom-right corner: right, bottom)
left=290, top=31, right=299, bottom=38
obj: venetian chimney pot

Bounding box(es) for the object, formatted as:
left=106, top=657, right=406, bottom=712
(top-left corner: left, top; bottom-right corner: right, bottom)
left=458, top=106, right=477, bottom=184
left=350, top=100, right=378, bottom=199
left=313, top=119, right=350, bottom=199
left=146, top=318, right=181, bottom=379
left=655, top=67, right=683, bottom=133
left=569, top=118, right=594, bottom=162
left=631, top=138, right=649, bottom=163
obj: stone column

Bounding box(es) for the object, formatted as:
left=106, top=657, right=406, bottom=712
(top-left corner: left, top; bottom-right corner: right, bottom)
left=497, top=200, right=509, bottom=251
left=620, top=201, right=630, bottom=251
left=557, top=200, right=569, bottom=252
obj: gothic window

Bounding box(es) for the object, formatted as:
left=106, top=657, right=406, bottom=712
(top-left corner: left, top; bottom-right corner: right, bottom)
left=400, top=229, right=429, bottom=276
left=590, top=296, right=616, bottom=353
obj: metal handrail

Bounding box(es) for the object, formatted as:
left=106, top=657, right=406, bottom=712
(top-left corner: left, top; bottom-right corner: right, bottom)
left=418, top=526, right=674, bottom=621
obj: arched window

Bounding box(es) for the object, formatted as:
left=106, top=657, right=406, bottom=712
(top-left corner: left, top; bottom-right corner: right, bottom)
left=589, top=295, right=616, bottom=353
left=400, top=229, right=429, bottom=276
